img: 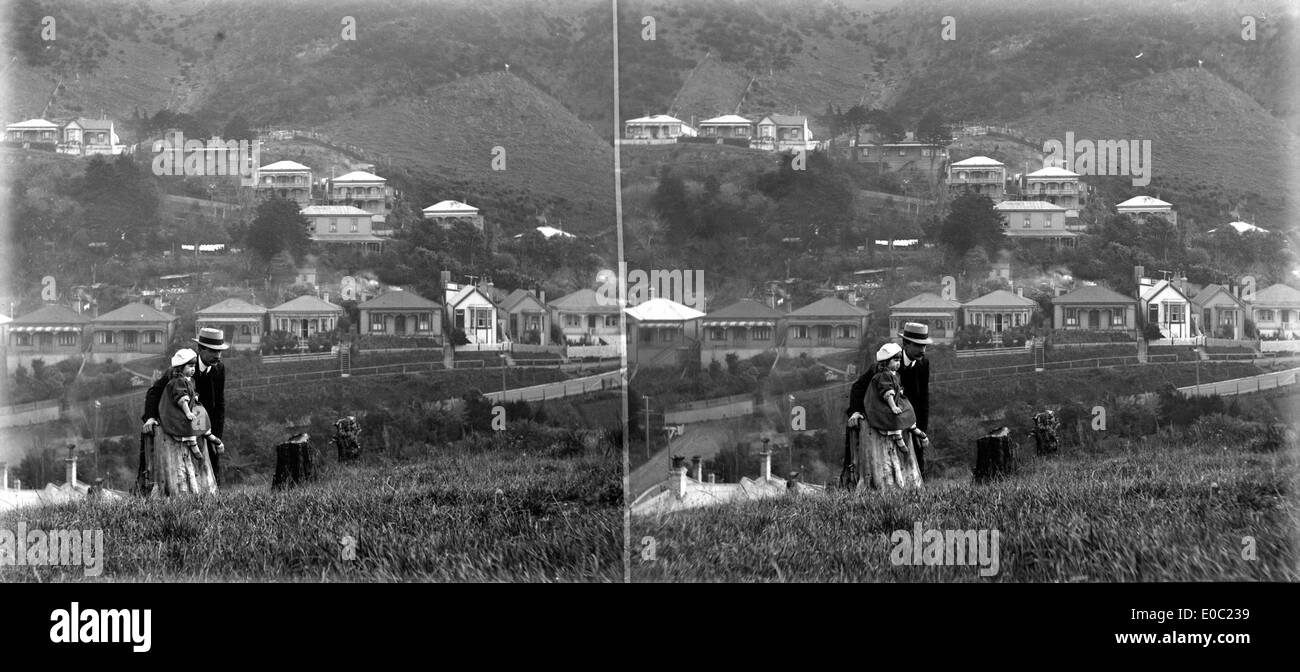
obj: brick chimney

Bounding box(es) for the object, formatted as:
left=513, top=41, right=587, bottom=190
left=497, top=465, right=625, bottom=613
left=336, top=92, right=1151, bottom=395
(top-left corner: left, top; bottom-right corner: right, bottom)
left=669, top=455, right=687, bottom=499
left=64, top=445, right=78, bottom=487
left=691, top=455, right=702, bottom=481
left=1016, top=287, right=1024, bottom=298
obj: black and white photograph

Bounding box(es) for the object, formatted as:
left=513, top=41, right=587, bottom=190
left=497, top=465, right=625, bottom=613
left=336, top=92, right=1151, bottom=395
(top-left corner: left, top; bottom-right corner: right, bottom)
left=623, top=0, right=1299, bottom=585
left=0, top=0, right=625, bottom=582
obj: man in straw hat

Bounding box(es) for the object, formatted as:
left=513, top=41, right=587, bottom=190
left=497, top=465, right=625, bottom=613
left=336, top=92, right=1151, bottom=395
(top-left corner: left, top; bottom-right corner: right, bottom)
left=847, top=322, right=934, bottom=475
left=143, top=327, right=230, bottom=485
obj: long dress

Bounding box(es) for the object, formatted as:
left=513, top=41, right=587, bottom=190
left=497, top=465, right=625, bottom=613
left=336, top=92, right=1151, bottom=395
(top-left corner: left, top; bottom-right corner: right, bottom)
left=856, top=427, right=922, bottom=491
left=151, top=432, right=218, bottom=496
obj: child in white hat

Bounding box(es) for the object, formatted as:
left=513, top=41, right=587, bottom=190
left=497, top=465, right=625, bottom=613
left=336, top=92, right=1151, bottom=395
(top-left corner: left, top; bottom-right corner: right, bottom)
left=865, top=342, right=930, bottom=452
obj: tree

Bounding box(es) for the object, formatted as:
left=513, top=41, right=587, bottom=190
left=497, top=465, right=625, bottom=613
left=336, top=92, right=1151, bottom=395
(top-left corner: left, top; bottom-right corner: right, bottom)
left=246, top=196, right=310, bottom=267
left=939, top=193, right=1005, bottom=261
left=915, top=109, right=952, bottom=185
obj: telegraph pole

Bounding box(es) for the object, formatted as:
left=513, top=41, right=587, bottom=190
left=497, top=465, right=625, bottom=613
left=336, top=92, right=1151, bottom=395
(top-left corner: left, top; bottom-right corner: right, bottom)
left=643, top=395, right=653, bottom=459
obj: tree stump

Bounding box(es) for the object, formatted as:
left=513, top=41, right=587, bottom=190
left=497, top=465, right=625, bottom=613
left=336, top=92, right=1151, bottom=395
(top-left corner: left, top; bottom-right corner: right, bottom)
left=272, top=434, right=315, bottom=490
left=973, top=427, right=1016, bottom=482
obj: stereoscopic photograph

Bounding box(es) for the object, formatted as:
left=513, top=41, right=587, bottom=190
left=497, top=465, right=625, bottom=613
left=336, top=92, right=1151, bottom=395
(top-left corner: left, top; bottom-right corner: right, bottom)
left=622, top=0, right=1299, bottom=584
left=0, top=0, right=624, bottom=582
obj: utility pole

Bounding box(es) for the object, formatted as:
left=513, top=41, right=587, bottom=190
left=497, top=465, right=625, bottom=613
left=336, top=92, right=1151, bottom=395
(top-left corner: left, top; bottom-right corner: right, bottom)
left=643, top=395, right=653, bottom=459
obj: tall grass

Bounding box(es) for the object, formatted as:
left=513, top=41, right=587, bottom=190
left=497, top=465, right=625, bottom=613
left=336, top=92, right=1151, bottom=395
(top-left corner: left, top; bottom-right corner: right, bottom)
left=2, top=436, right=621, bottom=582
left=632, top=429, right=1298, bottom=582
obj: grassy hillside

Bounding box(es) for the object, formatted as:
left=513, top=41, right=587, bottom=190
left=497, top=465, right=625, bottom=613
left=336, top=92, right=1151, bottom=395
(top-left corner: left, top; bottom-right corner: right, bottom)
left=2, top=436, right=621, bottom=582
left=633, top=417, right=1298, bottom=581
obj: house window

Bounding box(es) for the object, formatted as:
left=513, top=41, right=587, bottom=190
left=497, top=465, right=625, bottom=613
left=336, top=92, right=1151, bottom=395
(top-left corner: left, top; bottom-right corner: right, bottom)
left=1045, top=215, right=1052, bottom=228
left=418, top=315, right=431, bottom=331
left=472, top=307, right=491, bottom=329
left=329, top=220, right=338, bottom=233
left=1148, top=304, right=1159, bottom=324
left=1220, top=311, right=1236, bottom=326
left=709, top=327, right=726, bottom=341
left=861, top=147, right=870, bottom=156
left=1112, top=312, right=1126, bottom=326
left=792, top=325, right=809, bottom=340
left=1167, top=303, right=1184, bottom=323
left=1282, top=310, right=1292, bottom=323
left=604, top=315, right=618, bottom=327
left=143, top=331, right=161, bottom=344
left=837, top=325, right=855, bottom=339
left=565, top=314, right=581, bottom=327
left=58, top=332, right=78, bottom=346
left=1023, top=215, right=1031, bottom=228
left=1065, top=308, right=1078, bottom=326
left=640, top=327, right=654, bottom=342
left=922, top=148, right=932, bottom=156
left=1014, top=313, right=1022, bottom=327
left=241, top=325, right=251, bottom=335
left=370, top=313, right=384, bottom=332
left=98, top=331, right=115, bottom=344
left=16, top=333, right=31, bottom=346
left=1259, top=309, right=1275, bottom=322
left=753, top=327, right=772, bottom=341
left=351, top=219, right=359, bottom=233
left=974, top=313, right=982, bottom=326
left=816, top=325, right=832, bottom=339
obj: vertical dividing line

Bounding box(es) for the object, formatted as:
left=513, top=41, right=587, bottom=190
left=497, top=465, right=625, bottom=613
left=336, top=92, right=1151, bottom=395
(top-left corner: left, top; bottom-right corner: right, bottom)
left=612, top=0, right=631, bottom=585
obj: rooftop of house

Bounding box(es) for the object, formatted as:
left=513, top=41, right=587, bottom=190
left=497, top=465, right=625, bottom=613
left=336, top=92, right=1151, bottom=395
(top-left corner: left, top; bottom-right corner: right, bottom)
left=301, top=205, right=372, bottom=216
left=548, top=288, right=620, bottom=313
left=260, top=160, right=312, bottom=172
left=331, top=170, right=386, bottom=183
left=1208, top=221, right=1269, bottom=234
left=950, top=155, right=1005, bottom=168
left=6, top=118, right=60, bottom=130
left=92, top=302, right=177, bottom=323
left=703, top=298, right=785, bottom=322
left=996, top=201, right=1069, bottom=212
left=963, top=290, right=1037, bottom=308
left=760, top=114, right=808, bottom=126
left=11, top=304, right=91, bottom=325
left=269, top=295, right=344, bottom=313
left=1117, top=195, right=1172, bottom=209
left=699, top=114, right=753, bottom=125
left=625, top=297, right=707, bottom=322
left=787, top=296, right=871, bottom=319
left=1051, top=284, right=1138, bottom=305
left=626, top=114, right=686, bottom=124
left=423, top=200, right=479, bottom=214
left=890, top=292, right=962, bottom=311
left=1253, top=283, right=1300, bottom=306
left=357, top=290, right=441, bottom=311
left=196, top=298, right=268, bottom=316
left=498, top=289, right=547, bottom=313
left=1025, top=166, right=1080, bottom=178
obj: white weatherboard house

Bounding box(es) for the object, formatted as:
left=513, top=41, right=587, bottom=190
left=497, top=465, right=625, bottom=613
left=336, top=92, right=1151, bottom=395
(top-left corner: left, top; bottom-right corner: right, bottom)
left=1250, top=284, right=1300, bottom=339
left=947, top=156, right=1007, bottom=202
left=623, top=114, right=696, bottom=142
left=4, top=118, right=61, bottom=143
left=1139, top=278, right=1192, bottom=339
left=625, top=297, right=705, bottom=369
left=697, top=115, right=754, bottom=140
left=323, top=170, right=391, bottom=223
left=256, top=160, right=314, bottom=206
left=445, top=282, right=500, bottom=346
left=995, top=201, right=1077, bottom=247
left=1117, top=195, right=1177, bottom=225
left=423, top=200, right=484, bottom=232
left=1022, top=165, right=1084, bottom=214
left=754, top=114, right=815, bottom=152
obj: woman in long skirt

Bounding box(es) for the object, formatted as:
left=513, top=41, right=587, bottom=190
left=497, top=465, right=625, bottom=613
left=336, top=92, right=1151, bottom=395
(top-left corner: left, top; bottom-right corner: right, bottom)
left=151, top=432, right=218, bottom=496
left=856, top=427, right=922, bottom=491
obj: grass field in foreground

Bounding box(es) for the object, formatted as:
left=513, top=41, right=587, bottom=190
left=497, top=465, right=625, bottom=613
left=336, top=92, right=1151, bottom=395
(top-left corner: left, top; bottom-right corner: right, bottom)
left=1, top=446, right=621, bottom=582
left=632, top=432, right=1299, bottom=582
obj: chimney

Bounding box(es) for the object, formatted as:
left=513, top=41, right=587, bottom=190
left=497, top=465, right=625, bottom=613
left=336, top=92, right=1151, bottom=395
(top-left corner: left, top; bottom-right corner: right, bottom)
left=440, top=270, right=451, bottom=287
left=691, top=455, right=702, bottom=481
left=1016, top=287, right=1024, bottom=298
left=758, top=447, right=772, bottom=481
left=670, top=455, right=687, bottom=499
left=65, top=444, right=77, bottom=487
left=1134, top=265, right=1145, bottom=285
left=539, top=289, right=545, bottom=304
left=323, top=291, right=330, bottom=304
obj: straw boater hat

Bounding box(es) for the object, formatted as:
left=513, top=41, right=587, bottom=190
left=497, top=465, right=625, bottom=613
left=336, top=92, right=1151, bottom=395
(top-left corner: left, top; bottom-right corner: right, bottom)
left=899, top=322, right=933, bottom=345
left=193, top=327, right=230, bottom=351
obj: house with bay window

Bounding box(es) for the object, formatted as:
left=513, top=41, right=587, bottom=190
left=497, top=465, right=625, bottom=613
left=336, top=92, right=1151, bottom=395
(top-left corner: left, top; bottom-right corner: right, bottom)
left=1139, top=278, right=1193, bottom=339
left=445, top=282, right=500, bottom=346
left=699, top=299, right=784, bottom=364
left=1250, top=283, right=1300, bottom=339
left=962, top=289, right=1037, bottom=334
left=1050, top=285, right=1137, bottom=334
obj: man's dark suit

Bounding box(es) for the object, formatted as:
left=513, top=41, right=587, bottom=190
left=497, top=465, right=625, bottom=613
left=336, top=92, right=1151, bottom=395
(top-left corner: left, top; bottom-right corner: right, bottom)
left=143, top=361, right=226, bottom=484
left=847, top=354, right=930, bottom=473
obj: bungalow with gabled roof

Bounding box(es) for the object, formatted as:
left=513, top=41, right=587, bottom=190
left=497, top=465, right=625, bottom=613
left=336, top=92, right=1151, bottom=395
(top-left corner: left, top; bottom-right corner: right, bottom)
left=90, top=302, right=177, bottom=357
left=1117, top=195, right=1177, bottom=225
left=498, top=289, right=550, bottom=345
left=6, top=304, right=90, bottom=371
left=195, top=298, right=268, bottom=351
left=59, top=118, right=124, bottom=156
left=700, top=298, right=784, bottom=364
left=1250, top=283, right=1300, bottom=339
left=697, top=115, right=754, bottom=141
left=268, top=295, right=344, bottom=340
left=963, top=289, right=1037, bottom=334
left=889, top=293, right=961, bottom=345
left=445, top=282, right=501, bottom=346
left=422, top=200, right=484, bottom=232
left=549, top=288, right=621, bottom=346
left=1050, top=285, right=1137, bottom=334
left=357, top=290, right=442, bottom=340
left=5, top=119, right=60, bottom=145
left=623, top=114, right=696, bottom=143
left=1189, top=284, right=1248, bottom=340
left=784, top=296, right=870, bottom=357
